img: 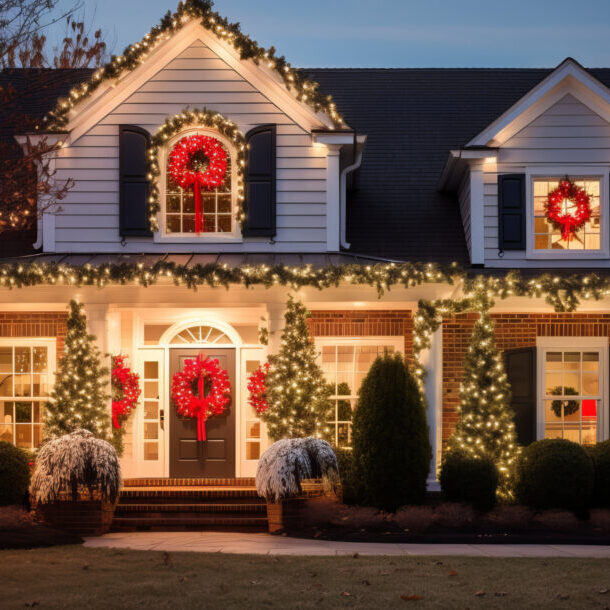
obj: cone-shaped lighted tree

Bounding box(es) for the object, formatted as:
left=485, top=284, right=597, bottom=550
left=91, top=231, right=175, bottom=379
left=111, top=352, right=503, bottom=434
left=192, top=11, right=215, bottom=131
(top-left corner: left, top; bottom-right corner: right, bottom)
left=44, top=300, right=110, bottom=440
left=447, top=306, right=519, bottom=497
left=262, top=297, right=333, bottom=441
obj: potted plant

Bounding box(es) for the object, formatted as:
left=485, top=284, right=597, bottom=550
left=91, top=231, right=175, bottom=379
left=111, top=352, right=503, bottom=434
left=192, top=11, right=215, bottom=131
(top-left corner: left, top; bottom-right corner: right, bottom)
left=256, top=437, right=340, bottom=533
left=30, top=429, right=120, bottom=536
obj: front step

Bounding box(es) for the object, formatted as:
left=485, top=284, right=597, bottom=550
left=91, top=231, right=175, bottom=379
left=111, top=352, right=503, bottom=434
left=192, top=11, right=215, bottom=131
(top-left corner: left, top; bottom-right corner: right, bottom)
left=111, top=479, right=268, bottom=532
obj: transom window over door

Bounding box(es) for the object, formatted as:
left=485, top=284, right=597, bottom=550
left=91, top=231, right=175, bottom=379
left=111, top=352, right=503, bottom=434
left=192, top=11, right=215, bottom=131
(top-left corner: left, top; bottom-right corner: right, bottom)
left=164, top=132, right=234, bottom=236
left=541, top=345, right=606, bottom=445
left=533, top=177, right=601, bottom=251
left=318, top=339, right=403, bottom=448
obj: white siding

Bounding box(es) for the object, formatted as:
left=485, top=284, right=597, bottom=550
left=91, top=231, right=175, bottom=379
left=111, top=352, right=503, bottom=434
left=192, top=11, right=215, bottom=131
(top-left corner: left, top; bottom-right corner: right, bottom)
left=458, top=172, right=472, bottom=260
left=52, top=40, right=329, bottom=253
left=484, top=94, right=610, bottom=267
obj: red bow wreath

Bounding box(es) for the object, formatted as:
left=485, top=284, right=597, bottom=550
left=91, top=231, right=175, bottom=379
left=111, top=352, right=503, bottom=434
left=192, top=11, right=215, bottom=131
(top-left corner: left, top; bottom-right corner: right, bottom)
left=111, top=355, right=141, bottom=429
left=168, top=135, right=228, bottom=234
left=247, top=362, right=270, bottom=415
left=171, top=355, right=231, bottom=441
left=545, top=178, right=591, bottom=242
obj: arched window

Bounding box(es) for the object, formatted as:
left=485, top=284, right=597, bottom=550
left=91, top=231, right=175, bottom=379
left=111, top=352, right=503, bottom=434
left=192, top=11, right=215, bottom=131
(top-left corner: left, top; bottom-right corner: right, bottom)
left=163, top=128, right=236, bottom=236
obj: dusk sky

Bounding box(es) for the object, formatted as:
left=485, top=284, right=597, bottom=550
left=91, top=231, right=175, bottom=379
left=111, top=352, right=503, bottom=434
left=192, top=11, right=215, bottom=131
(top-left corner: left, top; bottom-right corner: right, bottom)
left=51, top=0, right=610, bottom=68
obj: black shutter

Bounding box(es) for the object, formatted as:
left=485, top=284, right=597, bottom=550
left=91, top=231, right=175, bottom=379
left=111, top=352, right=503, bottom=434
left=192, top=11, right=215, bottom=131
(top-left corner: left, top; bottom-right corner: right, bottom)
left=504, top=347, right=537, bottom=446
left=498, top=173, right=526, bottom=250
left=119, top=125, right=152, bottom=237
left=243, top=124, right=276, bottom=237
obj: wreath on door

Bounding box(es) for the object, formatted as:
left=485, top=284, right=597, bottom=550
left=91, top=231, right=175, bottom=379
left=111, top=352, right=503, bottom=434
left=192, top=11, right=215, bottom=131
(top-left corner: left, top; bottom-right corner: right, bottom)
left=111, top=355, right=141, bottom=429
left=247, top=362, right=269, bottom=414
left=171, top=355, right=231, bottom=441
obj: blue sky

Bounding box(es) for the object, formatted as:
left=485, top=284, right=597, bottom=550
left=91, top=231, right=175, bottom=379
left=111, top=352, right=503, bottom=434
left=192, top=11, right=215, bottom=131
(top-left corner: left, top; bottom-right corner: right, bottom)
left=53, top=0, right=610, bottom=68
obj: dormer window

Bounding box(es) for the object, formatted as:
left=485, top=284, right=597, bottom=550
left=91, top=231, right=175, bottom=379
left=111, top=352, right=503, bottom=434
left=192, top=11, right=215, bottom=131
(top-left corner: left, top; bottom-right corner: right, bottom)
left=160, top=128, right=238, bottom=238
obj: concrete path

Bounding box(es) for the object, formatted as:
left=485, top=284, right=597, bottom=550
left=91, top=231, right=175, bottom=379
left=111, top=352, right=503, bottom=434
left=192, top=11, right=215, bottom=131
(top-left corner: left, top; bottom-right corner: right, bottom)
left=84, top=532, right=610, bottom=557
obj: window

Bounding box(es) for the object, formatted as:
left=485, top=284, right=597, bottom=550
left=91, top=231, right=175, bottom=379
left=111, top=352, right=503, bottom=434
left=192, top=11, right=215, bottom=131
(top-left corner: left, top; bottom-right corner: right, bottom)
left=164, top=131, right=234, bottom=236
left=0, top=343, right=54, bottom=450
left=539, top=343, right=606, bottom=445
left=318, top=339, right=402, bottom=448
left=533, top=177, right=601, bottom=251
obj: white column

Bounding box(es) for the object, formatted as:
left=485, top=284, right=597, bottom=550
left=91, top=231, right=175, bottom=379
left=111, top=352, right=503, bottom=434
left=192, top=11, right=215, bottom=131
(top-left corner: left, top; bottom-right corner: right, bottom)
left=266, top=302, right=287, bottom=354
left=325, top=144, right=341, bottom=252
left=83, top=303, right=111, bottom=419
left=419, top=326, right=443, bottom=491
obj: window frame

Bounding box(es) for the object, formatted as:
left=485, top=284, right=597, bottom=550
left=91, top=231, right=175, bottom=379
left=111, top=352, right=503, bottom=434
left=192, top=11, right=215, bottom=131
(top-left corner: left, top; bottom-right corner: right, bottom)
left=525, top=166, right=610, bottom=260
left=536, top=337, right=608, bottom=444
left=0, top=338, right=56, bottom=450
left=154, top=126, right=242, bottom=244
left=314, top=336, right=404, bottom=448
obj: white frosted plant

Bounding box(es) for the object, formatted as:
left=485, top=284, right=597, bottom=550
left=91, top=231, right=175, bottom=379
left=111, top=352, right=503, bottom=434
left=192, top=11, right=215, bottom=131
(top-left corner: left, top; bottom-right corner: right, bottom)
left=30, top=429, right=120, bottom=504
left=255, top=437, right=339, bottom=501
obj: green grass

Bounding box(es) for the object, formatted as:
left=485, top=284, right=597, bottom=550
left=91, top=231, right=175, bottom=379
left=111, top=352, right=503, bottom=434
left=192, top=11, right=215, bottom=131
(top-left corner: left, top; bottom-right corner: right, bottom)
left=1, top=546, right=610, bottom=608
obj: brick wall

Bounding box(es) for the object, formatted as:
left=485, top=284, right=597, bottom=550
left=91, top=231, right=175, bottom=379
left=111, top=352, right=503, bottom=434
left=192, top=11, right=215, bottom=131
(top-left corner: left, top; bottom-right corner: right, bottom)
left=0, top=312, right=67, bottom=359
left=442, top=313, right=610, bottom=442
left=308, top=310, right=413, bottom=356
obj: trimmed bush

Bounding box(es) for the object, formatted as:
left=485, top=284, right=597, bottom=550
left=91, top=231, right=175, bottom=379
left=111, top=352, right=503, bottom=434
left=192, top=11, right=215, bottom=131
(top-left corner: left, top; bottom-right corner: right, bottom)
left=334, top=447, right=358, bottom=505
left=515, top=439, right=593, bottom=512
left=0, top=442, right=30, bottom=506
left=440, top=450, right=499, bottom=512
left=586, top=440, right=610, bottom=507
left=352, top=353, right=431, bottom=512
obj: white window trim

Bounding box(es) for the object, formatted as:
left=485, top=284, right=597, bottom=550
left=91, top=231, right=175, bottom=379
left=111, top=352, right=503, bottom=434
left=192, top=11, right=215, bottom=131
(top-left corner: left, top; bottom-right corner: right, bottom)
left=154, top=126, right=243, bottom=244
left=525, top=166, right=610, bottom=260
left=536, top=336, right=608, bottom=443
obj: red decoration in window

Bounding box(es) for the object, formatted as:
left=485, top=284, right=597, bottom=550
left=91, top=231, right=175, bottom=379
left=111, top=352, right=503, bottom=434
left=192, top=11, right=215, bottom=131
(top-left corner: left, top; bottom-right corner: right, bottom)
left=111, top=355, right=141, bottom=429
left=171, top=355, right=231, bottom=441
left=167, top=135, right=228, bottom=234
left=247, top=362, right=269, bottom=414
left=582, top=399, right=597, bottom=418
left=545, top=178, right=591, bottom=242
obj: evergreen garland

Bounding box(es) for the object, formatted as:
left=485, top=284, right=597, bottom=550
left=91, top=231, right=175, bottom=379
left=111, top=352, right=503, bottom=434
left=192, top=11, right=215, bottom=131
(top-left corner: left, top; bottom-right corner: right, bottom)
left=446, top=302, right=520, bottom=498
left=42, top=0, right=345, bottom=131
left=262, top=297, right=333, bottom=441
left=43, top=301, right=110, bottom=441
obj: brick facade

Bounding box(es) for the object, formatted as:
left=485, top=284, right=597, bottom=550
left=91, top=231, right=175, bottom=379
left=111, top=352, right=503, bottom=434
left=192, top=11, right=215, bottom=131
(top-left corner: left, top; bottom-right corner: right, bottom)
left=442, top=313, right=610, bottom=443
left=0, top=312, right=67, bottom=359
left=308, top=310, right=413, bottom=356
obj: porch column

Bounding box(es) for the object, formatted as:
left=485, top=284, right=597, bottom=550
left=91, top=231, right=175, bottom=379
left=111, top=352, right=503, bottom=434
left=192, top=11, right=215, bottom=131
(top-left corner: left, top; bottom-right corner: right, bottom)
left=266, top=302, right=287, bottom=354
left=419, top=326, right=443, bottom=491
left=83, top=303, right=112, bottom=420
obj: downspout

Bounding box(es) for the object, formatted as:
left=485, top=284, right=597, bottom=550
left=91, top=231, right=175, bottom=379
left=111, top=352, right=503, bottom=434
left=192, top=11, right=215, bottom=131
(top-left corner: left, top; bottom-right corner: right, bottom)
left=339, top=134, right=363, bottom=250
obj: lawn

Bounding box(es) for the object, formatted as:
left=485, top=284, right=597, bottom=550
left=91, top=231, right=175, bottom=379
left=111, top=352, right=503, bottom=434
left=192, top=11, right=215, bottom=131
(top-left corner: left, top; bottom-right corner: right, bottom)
left=1, top=547, right=610, bottom=608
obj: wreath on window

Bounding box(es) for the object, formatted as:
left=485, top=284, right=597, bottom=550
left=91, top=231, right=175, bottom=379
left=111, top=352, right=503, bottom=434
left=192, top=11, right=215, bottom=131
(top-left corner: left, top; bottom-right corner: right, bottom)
left=167, top=134, right=228, bottom=234
left=545, top=178, right=591, bottom=242
left=171, top=355, right=231, bottom=441
left=111, top=355, right=141, bottom=429
left=549, top=386, right=579, bottom=418
left=247, top=363, right=269, bottom=415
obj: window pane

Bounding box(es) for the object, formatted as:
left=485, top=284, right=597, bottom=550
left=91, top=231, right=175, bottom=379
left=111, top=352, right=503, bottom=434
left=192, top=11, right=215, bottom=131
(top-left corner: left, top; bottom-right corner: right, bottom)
left=0, top=424, right=12, bottom=443
left=15, top=402, right=31, bottom=423
left=0, top=374, right=12, bottom=397
left=15, top=424, right=32, bottom=448
left=144, top=401, right=158, bottom=420
left=0, top=348, right=11, bottom=373
left=15, top=347, right=31, bottom=373
left=32, top=347, right=47, bottom=373
left=144, top=361, right=159, bottom=378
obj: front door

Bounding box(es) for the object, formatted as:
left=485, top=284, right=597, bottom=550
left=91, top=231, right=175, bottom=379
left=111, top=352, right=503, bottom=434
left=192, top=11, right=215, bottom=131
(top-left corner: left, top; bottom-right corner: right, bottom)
left=169, top=349, right=236, bottom=477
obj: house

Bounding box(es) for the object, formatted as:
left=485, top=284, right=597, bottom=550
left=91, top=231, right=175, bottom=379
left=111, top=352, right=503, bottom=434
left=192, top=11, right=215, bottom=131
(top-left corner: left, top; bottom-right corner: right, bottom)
left=1, top=1, right=610, bottom=500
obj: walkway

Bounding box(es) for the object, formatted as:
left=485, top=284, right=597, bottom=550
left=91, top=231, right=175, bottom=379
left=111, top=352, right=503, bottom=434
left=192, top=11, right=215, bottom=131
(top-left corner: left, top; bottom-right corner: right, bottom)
left=84, top=532, right=610, bottom=557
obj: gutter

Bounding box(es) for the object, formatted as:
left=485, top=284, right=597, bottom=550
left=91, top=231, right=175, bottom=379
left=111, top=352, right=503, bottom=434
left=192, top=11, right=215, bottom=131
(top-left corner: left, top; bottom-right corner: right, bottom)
left=339, top=134, right=366, bottom=250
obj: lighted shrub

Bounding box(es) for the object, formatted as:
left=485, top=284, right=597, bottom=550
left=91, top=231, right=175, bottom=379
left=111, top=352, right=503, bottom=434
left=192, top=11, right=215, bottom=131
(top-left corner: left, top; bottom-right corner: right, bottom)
left=0, top=442, right=30, bottom=506
left=440, top=450, right=499, bottom=512
left=515, top=439, right=593, bottom=512
left=352, top=353, right=431, bottom=512
left=586, top=440, right=610, bottom=507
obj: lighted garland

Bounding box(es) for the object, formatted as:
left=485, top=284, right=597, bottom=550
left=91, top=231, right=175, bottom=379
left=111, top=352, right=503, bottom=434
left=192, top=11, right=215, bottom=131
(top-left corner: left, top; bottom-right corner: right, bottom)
left=148, top=108, right=246, bottom=230
left=171, top=354, right=231, bottom=441
left=247, top=362, right=269, bottom=415
left=111, top=355, right=141, bottom=429
left=41, top=0, right=345, bottom=131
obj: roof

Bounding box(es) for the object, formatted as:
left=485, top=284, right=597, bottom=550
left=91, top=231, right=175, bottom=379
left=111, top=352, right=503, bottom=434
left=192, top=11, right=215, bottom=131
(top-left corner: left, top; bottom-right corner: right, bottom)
left=5, top=66, right=610, bottom=264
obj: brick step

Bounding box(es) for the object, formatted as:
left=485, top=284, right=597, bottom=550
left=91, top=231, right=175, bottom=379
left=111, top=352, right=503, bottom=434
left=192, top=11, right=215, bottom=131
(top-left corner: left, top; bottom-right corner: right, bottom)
left=111, top=516, right=268, bottom=532
left=115, top=502, right=266, bottom=515
left=119, top=489, right=261, bottom=501
left=122, top=478, right=256, bottom=488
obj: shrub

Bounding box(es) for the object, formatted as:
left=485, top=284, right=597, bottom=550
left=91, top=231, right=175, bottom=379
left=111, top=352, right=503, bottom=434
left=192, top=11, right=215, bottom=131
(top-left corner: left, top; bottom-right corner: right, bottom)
left=255, top=437, right=339, bottom=502
left=334, top=447, right=358, bottom=505
left=352, top=353, right=431, bottom=512
left=0, top=442, right=30, bottom=506
left=440, top=450, right=499, bottom=512
left=515, top=439, right=593, bottom=512
left=30, top=429, right=120, bottom=504
left=486, top=504, right=533, bottom=530
left=433, top=502, right=476, bottom=528
left=586, top=440, right=610, bottom=507
left=393, top=505, right=435, bottom=533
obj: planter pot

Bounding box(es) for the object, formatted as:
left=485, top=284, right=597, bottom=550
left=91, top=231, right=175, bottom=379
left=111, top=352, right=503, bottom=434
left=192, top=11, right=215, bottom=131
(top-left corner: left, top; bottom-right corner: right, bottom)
left=33, top=491, right=116, bottom=537
left=265, top=479, right=339, bottom=533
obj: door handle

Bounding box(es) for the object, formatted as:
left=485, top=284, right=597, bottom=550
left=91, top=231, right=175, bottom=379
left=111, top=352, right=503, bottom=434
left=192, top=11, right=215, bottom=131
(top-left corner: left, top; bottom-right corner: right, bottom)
left=160, top=409, right=164, bottom=430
